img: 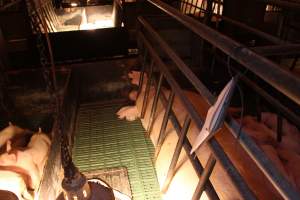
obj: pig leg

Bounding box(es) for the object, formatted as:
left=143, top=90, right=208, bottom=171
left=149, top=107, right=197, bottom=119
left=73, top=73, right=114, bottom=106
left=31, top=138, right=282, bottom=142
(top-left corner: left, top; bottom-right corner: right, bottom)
left=129, top=90, right=138, bottom=101
left=116, top=106, right=140, bottom=121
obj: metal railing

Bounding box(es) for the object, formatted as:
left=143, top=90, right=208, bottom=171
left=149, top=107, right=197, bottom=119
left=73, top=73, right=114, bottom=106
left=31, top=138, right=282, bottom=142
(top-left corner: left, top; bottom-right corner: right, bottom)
left=136, top=3, right=300, bottom=198
left=137, top=30, right=256, bottom=199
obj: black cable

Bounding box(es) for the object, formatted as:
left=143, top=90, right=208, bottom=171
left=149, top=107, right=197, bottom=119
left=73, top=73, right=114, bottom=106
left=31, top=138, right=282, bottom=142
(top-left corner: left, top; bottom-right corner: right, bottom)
left=226, top=56, right=246, bottom=139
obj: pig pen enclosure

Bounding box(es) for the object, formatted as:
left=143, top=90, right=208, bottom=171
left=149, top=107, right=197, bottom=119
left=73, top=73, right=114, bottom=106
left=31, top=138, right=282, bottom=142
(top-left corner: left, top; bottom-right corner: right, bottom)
left=1, top=0, right=300, bottom=199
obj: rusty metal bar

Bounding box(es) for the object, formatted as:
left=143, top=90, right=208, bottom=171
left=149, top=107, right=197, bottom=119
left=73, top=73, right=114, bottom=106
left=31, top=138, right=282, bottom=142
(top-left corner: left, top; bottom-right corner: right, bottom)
left=252, top=44, right=300, bottom=56
left=147, top=73, right=164, bottom=133
left=161, top=115, right=191, bottom=193
left=154, top=91, right=175, bottom=161
left=145, top=0, right=300, bottom=105
left=139, top=32, right=256, bottom=199
left=141, top=60, right=154, bottom=118
left=192, top=154, right=216, bottom=200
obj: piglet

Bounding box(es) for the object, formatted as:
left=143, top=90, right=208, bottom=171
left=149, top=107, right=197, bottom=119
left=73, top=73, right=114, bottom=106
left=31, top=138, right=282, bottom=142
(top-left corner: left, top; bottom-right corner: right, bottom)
left=0, top=122, right=25, bottom=148
left=26, top=128, right=51, bottom=176
left=0, top=170, right=33, bottom=200
left=0, top=145, right=41, bottom=190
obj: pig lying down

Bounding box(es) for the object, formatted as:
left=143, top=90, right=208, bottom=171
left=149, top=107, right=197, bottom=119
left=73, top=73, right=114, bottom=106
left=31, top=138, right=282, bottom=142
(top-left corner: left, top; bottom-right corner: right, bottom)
left=117, top=70, right=300, bottom=199
left=0, top=124, right=51, bottom=200
left=238, top=114, right=300, bottom=191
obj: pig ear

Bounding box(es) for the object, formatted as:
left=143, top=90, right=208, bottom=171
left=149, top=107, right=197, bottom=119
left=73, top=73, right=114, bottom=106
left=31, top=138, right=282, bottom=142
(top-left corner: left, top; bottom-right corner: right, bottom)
left=38, top=127, right=42, bottom=133
left=6, top=140, right=12, bottom=152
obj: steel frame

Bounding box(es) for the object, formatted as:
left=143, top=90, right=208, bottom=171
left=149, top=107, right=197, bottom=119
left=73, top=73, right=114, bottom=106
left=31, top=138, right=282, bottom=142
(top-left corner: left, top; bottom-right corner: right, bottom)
left=137, top=11, right=300, bottom=199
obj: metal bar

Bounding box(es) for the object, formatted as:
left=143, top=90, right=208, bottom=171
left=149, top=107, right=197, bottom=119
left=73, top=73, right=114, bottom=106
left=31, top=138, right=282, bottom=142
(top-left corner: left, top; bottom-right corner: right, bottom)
left=252, top=44, right=300, bottom=56
left=45, top=4, right=57, bottom=29
left=141, top=60, right=154, bottom=119
left=192, top=154, right=216, bottom=200
left=239, top=74, right=300, bottom=129
left=147, top=73, right=164, bottom=133
left=139, top=16, right=300, bottom=198
left=214, top=53, right=300, bottom=129
left=137, top=51, right=147, bottom=97
left=158, top=89, right=220, bottom=200
left=154, top=91, right=175, bottom=161
left=144, top=0, right=300, bottom=105
left=213, top=15, right=285, bottom=45
left=139, top=17, right=214, bottom=105
left=139, top=32, right=256, bottom=199
left=161, top=115, right=192, bottom=193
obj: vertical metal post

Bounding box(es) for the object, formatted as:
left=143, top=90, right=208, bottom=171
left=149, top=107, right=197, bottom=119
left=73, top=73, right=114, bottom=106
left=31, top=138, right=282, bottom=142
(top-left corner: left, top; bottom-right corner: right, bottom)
left=154, top=91, right=175, bottom=161
left=161, top=115, right=191, bottom=193
left=137, top=50, right=147, bottom=96
left=192, top=154, right=216, bottom=200
left=147, top=73, right=164, bottom=134
left=141, top=60, right=154, bottom=119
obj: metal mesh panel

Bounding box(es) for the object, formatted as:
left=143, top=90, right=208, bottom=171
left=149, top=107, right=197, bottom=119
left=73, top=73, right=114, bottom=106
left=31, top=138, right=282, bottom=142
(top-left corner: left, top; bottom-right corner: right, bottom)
left=73, top=101, right=161, bottom=200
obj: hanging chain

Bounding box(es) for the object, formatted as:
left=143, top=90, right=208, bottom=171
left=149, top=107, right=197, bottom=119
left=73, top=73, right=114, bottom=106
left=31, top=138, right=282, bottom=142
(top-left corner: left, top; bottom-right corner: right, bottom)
left=26, top=0, right=59, bottom=115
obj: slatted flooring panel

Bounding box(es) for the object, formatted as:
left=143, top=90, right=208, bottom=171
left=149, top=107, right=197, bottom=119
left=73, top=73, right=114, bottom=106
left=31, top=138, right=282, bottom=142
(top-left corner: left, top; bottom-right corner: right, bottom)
left=73, top=101, right=161, bottom=200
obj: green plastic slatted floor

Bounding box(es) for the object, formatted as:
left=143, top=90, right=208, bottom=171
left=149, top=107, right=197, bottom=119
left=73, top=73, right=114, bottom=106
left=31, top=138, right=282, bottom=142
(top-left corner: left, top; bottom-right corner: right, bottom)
left=72, top=101, right=162, bottom=200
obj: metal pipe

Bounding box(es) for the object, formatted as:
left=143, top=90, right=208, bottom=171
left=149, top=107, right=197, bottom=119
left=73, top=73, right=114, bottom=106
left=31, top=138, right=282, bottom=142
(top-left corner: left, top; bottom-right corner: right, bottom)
left=217, top=15, right=285, bottom=45
left=161, top=116, right=191, bottom=193
left=147, top=73, right=164, bottom=133
left=137, top=51, right=147, bottom=96
left=252, top=44, right=300, bottom=56
left=158, top=88, right=220, bottom=200
left=144, top=0, right=300, bottom=105
left=154, top=91, right=175, bottom=160
left=141, top=60, right=154, bottom=118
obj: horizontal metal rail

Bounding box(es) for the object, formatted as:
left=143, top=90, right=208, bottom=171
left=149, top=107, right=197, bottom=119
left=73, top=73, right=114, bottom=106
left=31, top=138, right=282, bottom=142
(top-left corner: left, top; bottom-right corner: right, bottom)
left=139, top=31, right=257, bottom=200
left=138, top=16, right=300, bottom=199
left=252, top=44, right=300, bottom=56
left=147, top=0, right=300, bottom=105
left=216, top=15, right=285, bottom=45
